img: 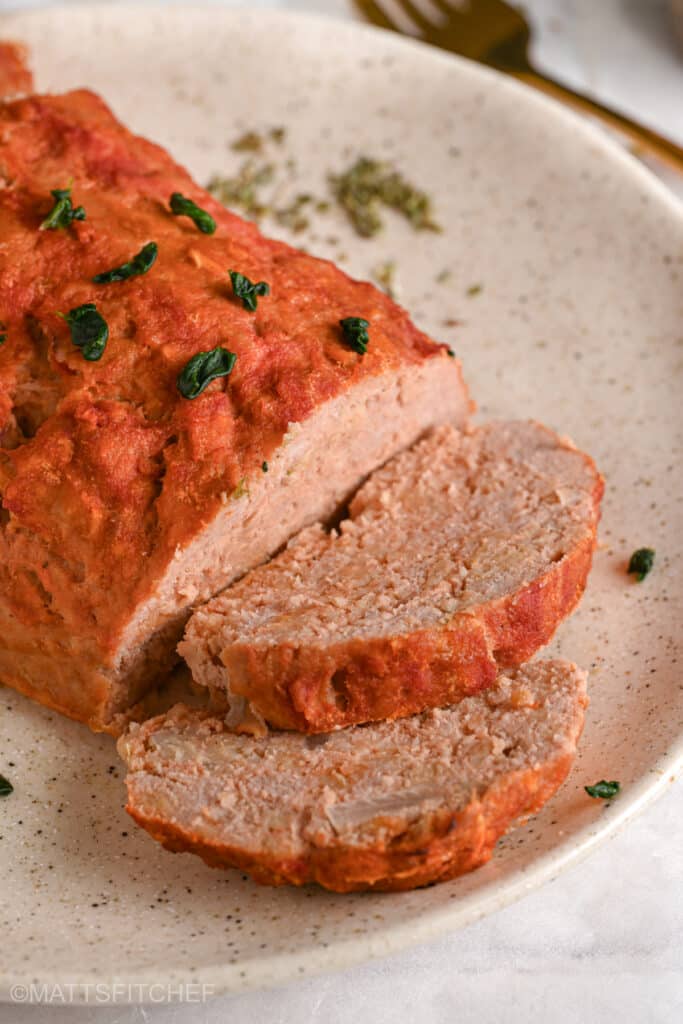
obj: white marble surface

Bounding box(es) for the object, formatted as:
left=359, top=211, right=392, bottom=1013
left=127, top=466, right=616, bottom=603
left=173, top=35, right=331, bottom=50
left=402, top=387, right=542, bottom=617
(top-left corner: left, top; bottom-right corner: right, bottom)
left=0, top=1, right=681, bottom=1021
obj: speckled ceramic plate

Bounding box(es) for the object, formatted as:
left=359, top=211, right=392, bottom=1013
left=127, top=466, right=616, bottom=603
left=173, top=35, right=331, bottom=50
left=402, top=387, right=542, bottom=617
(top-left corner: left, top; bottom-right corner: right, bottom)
left=1, top=3, right=682, bottom=1002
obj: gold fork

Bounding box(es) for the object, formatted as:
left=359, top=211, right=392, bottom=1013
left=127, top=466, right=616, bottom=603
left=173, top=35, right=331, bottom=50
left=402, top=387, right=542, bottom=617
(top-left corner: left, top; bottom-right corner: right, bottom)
left=355, top=0, right=683, bottom=173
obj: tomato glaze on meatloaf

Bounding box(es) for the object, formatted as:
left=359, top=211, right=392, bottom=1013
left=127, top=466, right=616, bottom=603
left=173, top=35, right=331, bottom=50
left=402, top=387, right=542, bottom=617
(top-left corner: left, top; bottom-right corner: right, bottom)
left=0, top=89, right=470, bottom=731
left=0, top=42, right=33, bottom=99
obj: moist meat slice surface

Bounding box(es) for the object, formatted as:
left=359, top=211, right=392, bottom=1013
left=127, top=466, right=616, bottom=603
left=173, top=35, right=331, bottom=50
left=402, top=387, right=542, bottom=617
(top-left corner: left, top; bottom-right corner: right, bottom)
left=118, top=660, right=588, bottom=892
left=181, top=421, right=602, bottom=732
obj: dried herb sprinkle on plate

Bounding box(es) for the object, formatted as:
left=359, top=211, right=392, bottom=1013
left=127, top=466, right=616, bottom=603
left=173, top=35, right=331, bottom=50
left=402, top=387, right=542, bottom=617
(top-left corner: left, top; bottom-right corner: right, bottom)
left=207, top=162, right=275, bottom=221
left=330, top=157, right=441, bottom=238
left=0, top=774, right=13, bottom=797
left=372, top=260, right=397, bottom=298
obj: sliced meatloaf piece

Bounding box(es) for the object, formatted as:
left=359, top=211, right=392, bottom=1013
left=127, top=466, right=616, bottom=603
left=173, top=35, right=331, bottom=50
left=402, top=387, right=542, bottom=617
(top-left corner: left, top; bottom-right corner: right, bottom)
left=0, top=89, right=469, bottom=732
left=0, top=42, right=32, bottom=98
left=118, top=660, right=588, bottom=892
left=180, top=421, right=602, bottom=732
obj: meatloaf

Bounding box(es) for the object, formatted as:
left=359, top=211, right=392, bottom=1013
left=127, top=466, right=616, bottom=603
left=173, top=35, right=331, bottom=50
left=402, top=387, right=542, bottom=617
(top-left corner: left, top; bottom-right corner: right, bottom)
left=0, top=88, right=470, bottom=732
left=0, top=42, right=32, bottom=98
left=181, top=421, right=602, bottom=732
left=118, top=659, right=588, bottom=892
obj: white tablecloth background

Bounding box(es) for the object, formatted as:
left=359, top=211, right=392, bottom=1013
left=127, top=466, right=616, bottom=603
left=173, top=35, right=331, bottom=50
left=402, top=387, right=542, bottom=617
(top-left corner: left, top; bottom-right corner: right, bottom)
left=1, top=2, right=682, bottom=1022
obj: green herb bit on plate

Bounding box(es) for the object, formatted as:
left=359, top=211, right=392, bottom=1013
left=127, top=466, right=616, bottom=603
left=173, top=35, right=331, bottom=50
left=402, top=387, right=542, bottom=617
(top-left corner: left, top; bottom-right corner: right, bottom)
left=39, top=187, right=86, bottom=231
left=585, top=780, right=620, bottom=800
left=177, top=346, right=237, bottom=399
left=232, top=130, right=265, bottom=153
left=93, top=241, right=158, bottom=284
left=169, top=193, right=216, bottom=235
left=627, top=548, right=655, bottom=582
left=0, top=774, right=13, bottom=797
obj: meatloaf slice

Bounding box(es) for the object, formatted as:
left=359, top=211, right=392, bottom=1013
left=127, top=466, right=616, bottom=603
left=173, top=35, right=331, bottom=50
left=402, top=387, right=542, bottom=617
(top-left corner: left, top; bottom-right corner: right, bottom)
left=180, top=421, right=602, bottom=732
left=0, top=89, right=469, bottom=732
left=118, top=660, right=588, bottom=892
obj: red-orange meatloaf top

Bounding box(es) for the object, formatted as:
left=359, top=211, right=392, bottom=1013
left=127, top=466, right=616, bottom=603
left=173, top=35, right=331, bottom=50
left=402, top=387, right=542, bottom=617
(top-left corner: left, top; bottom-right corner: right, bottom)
left=0, top=42, right=33, bottom=98
left=0, top=90, right=454, bottom=673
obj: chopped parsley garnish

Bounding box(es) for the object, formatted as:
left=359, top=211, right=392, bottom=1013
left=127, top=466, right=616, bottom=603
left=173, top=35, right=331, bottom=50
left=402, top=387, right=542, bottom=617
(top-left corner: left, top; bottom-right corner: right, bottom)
left=177, top=346, right=236, bottom=399
left=447, top=348, right=456, bottom=358
left=585, top=780, right=620, bottom=800
left=330, top=157, right=440, bottom=238
left=229, top=271, right=270, bottom=311
left=61, top=303, right=109, bottom=361
left=628, top=548, right=655, bottom=582
left=169, top=193, right=216, bottom=235
left=0, top=324, right=6, bottom=345
left=39, top=188, right=86, bottom=231
left=93, top=241, right=158, bottom=284
left=262, top=461, right=269, bottom=473
left=0, top=774, right=13, bottom=797
left=466, top=283, right=483, bottom=297
left=340, top=317, right=370, bottom=355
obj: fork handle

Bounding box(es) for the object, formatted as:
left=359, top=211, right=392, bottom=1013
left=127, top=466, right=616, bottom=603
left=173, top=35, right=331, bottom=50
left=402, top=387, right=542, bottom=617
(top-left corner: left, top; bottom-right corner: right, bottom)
left=510, top=68, right=683, bottom=174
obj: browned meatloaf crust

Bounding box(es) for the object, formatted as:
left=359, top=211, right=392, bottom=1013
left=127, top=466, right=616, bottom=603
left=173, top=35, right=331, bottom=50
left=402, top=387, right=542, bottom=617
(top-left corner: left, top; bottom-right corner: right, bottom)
left=118, top=660, right=588, bottom=892
left=0, top=88, right=470, bottom=732
left=0, top=42, right=32, bottom=98
left=181, top=422, right=602, bottom=732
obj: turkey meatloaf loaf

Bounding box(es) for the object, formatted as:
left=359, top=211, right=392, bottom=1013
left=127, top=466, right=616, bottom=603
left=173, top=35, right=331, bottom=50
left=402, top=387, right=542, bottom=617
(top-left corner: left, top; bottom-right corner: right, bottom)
left=119, top=660, right=588, bottom=892
left=0, top=88, right=470, bottom=732
left=181, top=421, right=603, bottom=732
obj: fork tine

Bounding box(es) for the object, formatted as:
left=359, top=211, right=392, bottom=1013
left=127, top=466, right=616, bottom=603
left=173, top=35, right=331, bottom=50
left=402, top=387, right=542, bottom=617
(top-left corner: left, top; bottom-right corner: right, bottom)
left=427, top=0, right=469, bottom=17
left=393, top=0, right=435, bottom=34
left=353, top=0, right=401, bottom=33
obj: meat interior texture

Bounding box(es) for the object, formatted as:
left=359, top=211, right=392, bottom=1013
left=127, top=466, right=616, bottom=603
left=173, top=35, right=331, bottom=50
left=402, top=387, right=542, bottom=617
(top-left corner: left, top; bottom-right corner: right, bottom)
left=0, top=88, right=469, bottom=731
left=118, top=660, right=588, bottom=892
left=181, top=421, right=602, bottom=731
